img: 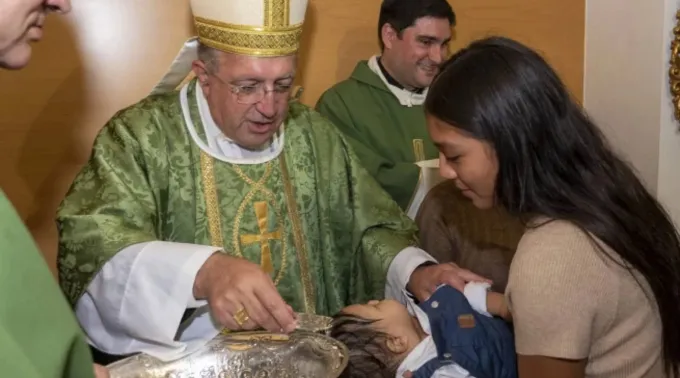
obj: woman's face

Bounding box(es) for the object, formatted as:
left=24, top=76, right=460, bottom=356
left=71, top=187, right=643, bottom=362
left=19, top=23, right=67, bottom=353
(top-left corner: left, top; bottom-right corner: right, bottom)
left=427, top=113, right=499, bottom=209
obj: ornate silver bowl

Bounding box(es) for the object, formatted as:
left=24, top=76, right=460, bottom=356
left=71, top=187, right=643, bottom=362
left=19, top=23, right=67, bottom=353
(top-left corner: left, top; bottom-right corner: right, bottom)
left=106, top=330, right=348, bottom=378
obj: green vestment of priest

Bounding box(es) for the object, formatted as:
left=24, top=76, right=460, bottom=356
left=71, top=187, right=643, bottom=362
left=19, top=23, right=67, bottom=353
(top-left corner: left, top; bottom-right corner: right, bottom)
left=316, top=57, right=439, bottom=211
left=0, top=191, right=94, bottom=377
left=58, top=81, right=417, bottom=312
left=55, top=79, right=430, bottom=363
left=56, top=0, right=434, bottom=363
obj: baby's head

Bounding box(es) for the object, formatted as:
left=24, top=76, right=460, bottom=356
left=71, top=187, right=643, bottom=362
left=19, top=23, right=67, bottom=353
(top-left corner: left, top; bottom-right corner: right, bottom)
left=331, top=299, right=426, bottom=378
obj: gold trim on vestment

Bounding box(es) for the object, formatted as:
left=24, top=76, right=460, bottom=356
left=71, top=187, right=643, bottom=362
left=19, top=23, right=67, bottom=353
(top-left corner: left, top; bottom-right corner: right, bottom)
left=279, top=154, right=315, bottom=314
left=194, top=15, right=302, bottom=56
left=200, top=151, right=315, bottom=313
left=201, top=153, right=225, bottom=248
left=229, top=161, right=289, bottom=286
left=412, top=139, right=425, bottom=162
left=201, top=152, right=288, bottom=285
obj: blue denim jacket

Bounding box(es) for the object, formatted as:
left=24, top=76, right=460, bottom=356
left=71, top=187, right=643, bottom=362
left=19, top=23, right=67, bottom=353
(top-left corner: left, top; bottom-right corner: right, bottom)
left=411, top=286, right=517, bottom=378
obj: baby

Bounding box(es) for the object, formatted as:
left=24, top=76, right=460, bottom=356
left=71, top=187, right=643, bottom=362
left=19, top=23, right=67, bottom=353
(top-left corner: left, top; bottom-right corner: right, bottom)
left=331, top=284, right=514, bottom=378
left=331, top=247, right=516, bottom=378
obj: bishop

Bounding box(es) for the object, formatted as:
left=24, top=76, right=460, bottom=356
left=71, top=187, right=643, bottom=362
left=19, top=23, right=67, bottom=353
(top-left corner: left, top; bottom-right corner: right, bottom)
left=56, top=0, right=459, bottom=365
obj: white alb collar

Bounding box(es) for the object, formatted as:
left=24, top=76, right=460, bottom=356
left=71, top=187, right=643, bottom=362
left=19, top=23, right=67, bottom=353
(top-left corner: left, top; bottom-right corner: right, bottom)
left=367, top=55, right=429, bottom=107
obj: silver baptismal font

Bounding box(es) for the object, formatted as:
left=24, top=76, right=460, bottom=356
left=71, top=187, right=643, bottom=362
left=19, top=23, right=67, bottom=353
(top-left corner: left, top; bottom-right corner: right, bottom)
left=106, top=314, right=347, bottom=378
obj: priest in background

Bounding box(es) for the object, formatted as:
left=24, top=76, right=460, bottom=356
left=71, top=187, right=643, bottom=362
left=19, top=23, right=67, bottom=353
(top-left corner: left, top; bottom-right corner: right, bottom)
left=0, top=0, right=108, bottom=377
left=56, top=0, right=486, bottom=365
left=316, top=0, right=455, bottom=216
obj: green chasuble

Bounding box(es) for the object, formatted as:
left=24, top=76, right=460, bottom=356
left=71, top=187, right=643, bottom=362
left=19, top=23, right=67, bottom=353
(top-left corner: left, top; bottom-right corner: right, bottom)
left=315, top=60, right=439, bottom=210
left=0, top=191, right=94, bottom=377
left=57, top=80, right=418, bottom=316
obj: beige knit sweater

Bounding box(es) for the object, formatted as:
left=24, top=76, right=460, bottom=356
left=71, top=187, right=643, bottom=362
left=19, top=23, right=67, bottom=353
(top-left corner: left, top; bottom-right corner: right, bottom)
left=506, top=219, right=665, bottom=377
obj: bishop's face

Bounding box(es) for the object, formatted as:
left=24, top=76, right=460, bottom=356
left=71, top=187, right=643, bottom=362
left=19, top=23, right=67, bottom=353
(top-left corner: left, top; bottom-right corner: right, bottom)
left=0, top=0, right=71, bottom=69
left=196, top=52, right=295, bottom=150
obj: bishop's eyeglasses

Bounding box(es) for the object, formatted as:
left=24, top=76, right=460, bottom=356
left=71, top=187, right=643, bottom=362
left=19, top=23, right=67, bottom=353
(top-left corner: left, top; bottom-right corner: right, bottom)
left=209, top=73, right=293, bottom=105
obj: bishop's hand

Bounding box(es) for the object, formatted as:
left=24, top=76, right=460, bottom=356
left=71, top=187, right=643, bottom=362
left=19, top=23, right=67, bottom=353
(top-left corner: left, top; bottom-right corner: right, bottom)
left=407, top=262, right=492, bottom=302
left=193, top=252, right=297, bottom=333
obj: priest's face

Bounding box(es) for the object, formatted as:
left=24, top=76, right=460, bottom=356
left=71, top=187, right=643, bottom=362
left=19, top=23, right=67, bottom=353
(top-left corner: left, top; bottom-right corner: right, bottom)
left=197, top=52, right=295, bottom=150
left=426, top=114, right=498, bottom=209
left=381, top=16, right=451, bottom=89
left=0, top=0, right=70, bottom=69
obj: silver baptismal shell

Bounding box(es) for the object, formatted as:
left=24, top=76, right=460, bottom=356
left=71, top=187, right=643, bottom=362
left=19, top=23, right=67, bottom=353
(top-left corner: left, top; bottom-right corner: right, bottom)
left=106, top=329, right=348, bottom=378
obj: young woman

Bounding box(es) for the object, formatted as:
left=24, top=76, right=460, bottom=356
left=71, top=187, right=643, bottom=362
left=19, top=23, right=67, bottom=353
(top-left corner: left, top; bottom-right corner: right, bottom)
left=424, top=36, right=680, bottom=378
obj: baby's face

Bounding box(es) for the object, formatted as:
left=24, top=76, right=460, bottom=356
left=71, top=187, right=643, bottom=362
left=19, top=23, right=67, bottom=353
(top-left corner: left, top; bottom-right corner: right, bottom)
left=342, top=299, right=424, bottom=352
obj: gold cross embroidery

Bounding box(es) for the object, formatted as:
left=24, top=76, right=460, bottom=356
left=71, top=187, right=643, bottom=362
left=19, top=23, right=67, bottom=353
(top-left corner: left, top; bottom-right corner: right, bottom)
left=240, top=201, right=282, bottom=274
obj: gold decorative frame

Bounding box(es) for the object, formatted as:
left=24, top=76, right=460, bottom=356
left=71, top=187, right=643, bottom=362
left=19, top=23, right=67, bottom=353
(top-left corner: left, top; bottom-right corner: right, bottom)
left=670, top=10, right=680, bottom=124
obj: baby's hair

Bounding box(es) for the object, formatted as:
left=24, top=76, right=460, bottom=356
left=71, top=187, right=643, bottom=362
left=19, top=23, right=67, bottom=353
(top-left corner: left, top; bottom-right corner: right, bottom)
left=331, top=312, right=400, bottom=378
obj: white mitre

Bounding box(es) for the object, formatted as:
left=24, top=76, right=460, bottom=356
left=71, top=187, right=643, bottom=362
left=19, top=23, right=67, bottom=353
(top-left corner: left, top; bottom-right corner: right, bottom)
left=150, top=0, right=309, bottom=95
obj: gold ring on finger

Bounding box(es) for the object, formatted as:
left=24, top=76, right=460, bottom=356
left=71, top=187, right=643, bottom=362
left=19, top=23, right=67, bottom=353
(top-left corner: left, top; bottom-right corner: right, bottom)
left=233, top=307, right=250, bottom=326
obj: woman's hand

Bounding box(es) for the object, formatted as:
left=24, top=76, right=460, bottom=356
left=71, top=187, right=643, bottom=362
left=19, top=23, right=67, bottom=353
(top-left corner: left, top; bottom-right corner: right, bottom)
left=486, top=291, right=512, bottom=321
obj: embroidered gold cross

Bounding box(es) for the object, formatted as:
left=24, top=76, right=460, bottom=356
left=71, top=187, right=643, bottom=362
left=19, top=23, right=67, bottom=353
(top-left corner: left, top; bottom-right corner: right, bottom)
left=240, top=201, right=282, bottom=274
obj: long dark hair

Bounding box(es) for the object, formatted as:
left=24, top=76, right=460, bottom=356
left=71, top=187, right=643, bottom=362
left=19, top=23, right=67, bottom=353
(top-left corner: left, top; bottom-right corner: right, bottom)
left=425, top=36, right=680, bottom=375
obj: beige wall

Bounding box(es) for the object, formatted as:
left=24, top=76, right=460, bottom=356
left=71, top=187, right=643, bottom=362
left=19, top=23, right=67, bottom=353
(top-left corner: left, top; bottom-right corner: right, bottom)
left=584, top=0, right=680, bottom=226
left=306, top=0, right=585, bottom=104
left=0, top=2, right=197, bottom=271
left=0, top=0, right=585, bottom=272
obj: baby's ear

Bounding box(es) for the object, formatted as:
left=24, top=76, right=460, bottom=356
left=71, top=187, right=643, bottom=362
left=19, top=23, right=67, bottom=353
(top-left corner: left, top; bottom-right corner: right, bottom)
left=385, top=335, right=409, bottom=354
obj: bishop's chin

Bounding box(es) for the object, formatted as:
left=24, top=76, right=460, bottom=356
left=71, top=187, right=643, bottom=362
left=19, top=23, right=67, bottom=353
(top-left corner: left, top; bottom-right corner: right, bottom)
left=241, top=135, right=275, bottom=152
